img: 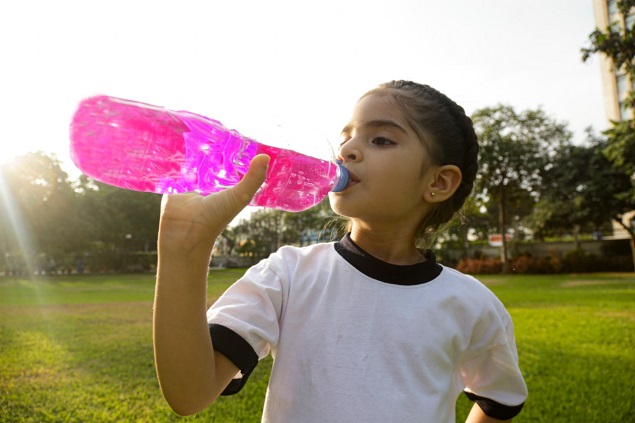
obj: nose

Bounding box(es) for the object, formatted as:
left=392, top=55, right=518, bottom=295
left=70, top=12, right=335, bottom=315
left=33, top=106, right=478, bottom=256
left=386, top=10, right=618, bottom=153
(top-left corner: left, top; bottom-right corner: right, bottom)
left=338, top=139, right=362, bottom=163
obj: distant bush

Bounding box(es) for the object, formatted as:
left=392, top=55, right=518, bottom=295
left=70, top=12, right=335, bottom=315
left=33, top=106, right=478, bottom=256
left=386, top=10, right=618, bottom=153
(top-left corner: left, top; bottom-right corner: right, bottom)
left=561, top=249, right=596, bottom=273
left=455, top=257, right=502, bottom=274
left=509, top=255, right=554, bottom=274
left=455, top=250, right=633, bottom=274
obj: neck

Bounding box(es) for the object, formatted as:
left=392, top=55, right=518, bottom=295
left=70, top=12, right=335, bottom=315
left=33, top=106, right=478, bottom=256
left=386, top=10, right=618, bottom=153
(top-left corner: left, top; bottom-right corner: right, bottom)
left=348, top=225, right=424, bottom=265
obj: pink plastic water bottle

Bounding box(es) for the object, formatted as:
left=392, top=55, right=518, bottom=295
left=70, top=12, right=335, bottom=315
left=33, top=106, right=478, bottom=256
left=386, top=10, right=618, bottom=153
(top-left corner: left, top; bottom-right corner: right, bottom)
left=69, top=96, right=349, bottom=212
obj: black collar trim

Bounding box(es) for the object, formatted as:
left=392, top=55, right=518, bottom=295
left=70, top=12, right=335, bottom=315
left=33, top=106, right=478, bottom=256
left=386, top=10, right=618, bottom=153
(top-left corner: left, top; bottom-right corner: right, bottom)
left=334, top=233, right=443, bottom=286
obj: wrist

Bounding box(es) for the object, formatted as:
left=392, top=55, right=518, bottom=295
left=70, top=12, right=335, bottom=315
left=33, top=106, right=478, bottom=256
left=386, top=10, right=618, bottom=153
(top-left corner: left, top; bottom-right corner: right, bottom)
left=158, top=242, right=214, bottom=270
left=157, top=222, right=220, bottom=260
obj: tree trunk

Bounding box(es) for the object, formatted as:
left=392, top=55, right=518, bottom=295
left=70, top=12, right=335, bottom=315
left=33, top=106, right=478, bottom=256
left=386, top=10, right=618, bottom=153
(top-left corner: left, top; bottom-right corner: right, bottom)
left=499, top=183, right=509, bottom=273
left=573, top=225, right=581, bottom=250
left=614, top=217, right=635, bottom=272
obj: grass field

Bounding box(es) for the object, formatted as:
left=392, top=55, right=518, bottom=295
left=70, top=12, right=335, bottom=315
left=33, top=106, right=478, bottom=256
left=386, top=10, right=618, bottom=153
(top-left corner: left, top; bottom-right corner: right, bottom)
left=0, top=271, right=633, bottom=422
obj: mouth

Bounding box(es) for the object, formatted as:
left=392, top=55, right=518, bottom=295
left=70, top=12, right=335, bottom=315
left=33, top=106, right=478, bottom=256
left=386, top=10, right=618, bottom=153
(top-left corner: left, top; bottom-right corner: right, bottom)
left=345, top=169, right=360, bottom=188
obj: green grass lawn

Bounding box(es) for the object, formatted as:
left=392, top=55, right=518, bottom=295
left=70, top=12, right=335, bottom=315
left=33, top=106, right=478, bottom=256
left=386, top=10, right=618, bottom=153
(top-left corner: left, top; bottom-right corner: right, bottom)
left=0, top=271, right=633, bottom=422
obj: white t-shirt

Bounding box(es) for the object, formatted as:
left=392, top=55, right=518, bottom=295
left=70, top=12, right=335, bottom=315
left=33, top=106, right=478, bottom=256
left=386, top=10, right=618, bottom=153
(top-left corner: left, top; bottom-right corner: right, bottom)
left=207, top=235, right=527, bottom=422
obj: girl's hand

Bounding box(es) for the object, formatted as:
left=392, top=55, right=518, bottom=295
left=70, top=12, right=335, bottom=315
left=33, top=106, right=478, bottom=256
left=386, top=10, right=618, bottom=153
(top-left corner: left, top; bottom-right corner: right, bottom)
left=158, top=154, right=270, bottom=259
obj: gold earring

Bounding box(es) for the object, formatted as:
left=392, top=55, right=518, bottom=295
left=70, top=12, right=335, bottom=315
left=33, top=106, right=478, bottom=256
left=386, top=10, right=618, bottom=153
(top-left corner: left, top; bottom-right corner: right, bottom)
left=430, top=192, right=436, bottom=197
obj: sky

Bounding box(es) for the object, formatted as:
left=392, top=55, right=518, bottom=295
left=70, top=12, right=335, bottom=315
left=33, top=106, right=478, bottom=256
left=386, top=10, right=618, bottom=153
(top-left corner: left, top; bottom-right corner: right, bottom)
left=1, top=0, right=606, bottom=180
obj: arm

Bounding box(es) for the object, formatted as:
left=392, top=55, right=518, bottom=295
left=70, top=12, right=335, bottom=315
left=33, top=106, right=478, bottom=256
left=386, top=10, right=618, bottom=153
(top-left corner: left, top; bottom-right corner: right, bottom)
left=466, top=403, right=511, bottom=423
left=153, top=155, right=269, bottom=416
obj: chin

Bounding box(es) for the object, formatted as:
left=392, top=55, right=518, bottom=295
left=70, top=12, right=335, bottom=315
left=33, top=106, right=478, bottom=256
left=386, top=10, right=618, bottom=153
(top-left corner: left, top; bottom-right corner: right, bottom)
left=328, top=201, right=360, bottom=221
left=328, top=194, right=347, bottom=213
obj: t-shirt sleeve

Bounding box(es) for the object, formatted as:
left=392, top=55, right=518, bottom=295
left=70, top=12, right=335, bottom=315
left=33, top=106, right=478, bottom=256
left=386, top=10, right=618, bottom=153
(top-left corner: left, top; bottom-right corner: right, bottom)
left=206, top=258, right=285, bottom=394
left=209, top=323, right=259, bottom=395
left=461, top=307, right=528, bottom=419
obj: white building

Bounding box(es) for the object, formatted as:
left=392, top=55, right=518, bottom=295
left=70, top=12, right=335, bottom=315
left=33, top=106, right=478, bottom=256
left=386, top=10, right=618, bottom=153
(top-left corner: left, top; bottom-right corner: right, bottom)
left=591, top=0, right=635, bottom=238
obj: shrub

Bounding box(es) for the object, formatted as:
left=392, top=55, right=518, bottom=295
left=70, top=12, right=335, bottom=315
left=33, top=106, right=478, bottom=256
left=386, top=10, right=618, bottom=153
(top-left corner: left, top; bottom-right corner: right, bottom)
left=454, top=252, right=632, bottom=274
left=455, top=257, right=502, bottom=274
left=509, top=255, right=554, bottom=274
left=562, top=249, right=596, bottom=273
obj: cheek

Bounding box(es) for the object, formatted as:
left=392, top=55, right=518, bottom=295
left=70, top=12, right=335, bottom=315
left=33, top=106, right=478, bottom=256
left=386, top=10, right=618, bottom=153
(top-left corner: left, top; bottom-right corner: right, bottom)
left=382, top=162, right=423, bottom=189
left=389, top=169, right=427, bottom=203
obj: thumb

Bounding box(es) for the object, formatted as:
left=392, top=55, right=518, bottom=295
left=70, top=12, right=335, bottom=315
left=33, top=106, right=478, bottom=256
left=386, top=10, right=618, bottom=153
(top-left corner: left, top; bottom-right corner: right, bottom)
left=233, top=154, right=270, bottom=204
left=199, top=154, right=270, bottom=229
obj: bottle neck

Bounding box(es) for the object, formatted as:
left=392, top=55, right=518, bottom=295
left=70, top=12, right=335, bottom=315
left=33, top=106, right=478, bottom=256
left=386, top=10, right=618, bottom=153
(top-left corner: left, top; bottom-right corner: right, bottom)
left=331, top=161, right=349, bottom=192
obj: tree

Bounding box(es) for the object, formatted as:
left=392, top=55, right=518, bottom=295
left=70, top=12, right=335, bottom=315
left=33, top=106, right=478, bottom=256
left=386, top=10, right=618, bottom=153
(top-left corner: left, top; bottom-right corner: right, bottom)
left=458, top=197, right=491, bottom=244
left=471, top=105, right=572, bottom=272
left=582, top=0, right=635, bottom=269
left=232, top=198, right=339, bottom=259
left=529, top=130, right=629, bottom=241
left=75, top=180, right=162, bottom=271
left=0, top=152, right=164, bottom=274
left=278, top=198, right=339, bottom=246
left=0, top=152, right=80, bottom=274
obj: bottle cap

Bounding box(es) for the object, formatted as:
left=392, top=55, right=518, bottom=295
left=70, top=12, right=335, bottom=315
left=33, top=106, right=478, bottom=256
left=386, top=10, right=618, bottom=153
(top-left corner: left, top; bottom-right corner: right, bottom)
left=331, top=161, right=349, bottom=192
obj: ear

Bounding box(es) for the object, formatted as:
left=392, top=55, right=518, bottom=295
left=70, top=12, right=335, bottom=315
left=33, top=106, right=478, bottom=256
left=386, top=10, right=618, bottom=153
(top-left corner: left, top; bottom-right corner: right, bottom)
left=422, top=165, right=462, bottom=203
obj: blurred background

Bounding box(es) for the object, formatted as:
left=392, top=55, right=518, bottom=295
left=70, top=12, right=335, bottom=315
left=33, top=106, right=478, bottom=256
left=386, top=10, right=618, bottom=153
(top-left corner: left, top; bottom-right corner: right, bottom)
left=1, top=0, right=604, bottom=171
left=3, top=0, right=634, bottom=275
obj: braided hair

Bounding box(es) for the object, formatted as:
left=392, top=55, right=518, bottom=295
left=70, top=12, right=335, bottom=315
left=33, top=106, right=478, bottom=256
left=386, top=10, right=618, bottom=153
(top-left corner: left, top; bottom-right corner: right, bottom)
left=362, top=80, right=480, bottom=246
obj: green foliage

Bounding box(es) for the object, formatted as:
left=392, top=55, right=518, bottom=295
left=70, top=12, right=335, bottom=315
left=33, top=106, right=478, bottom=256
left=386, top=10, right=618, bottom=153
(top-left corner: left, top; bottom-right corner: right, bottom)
left=604, top=120, right=635, bottom=186
left=0, top=152, right=79, bottom=265
left=472, top=103, right=573, bottom=202
left=0, top=153, right=162, bottom=275
left=471, top=105, right=572, bottom=270
left=231, top=197, right=340, bottom=258
left=473, top=105, right=571, bottom=195
left=529, top=130, right=633, bottom=238
left=1, top=272, right=634, bottom=422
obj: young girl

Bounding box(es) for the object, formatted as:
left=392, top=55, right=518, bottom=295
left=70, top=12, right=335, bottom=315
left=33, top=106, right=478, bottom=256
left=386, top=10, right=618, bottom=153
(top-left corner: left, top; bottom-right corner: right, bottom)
left=153, top=80, right=528, bottom=422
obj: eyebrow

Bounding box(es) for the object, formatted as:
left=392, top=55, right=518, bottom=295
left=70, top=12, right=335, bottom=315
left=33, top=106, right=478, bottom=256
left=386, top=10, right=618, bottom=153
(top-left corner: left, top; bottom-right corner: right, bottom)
left=340, top=119, right=409, bottom=135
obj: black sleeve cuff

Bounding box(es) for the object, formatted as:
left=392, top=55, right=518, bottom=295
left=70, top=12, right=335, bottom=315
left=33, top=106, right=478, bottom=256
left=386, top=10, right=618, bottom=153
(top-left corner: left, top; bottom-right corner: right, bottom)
left=464, top=391, right=525, bottom=419
left=209, top=323, right=259, bottom=396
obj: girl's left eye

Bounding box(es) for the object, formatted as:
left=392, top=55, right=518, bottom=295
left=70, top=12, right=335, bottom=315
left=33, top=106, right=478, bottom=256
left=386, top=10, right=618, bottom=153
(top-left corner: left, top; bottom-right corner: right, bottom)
left=372, top=137, right=395, bottom=146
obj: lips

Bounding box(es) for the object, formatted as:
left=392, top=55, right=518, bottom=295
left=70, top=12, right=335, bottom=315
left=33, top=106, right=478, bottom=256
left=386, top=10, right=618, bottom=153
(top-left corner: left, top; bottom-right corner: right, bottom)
left=345, top=169, right=360, bottom=188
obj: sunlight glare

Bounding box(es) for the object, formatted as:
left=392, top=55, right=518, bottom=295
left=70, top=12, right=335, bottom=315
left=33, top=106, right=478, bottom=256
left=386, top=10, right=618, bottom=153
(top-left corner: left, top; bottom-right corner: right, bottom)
left=0, top=169, right=37, bottom=278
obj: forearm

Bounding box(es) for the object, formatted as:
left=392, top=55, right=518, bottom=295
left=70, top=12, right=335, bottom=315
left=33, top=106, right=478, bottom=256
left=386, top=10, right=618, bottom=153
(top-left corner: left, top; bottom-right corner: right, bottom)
left=153, top=246, right=222, bottom=415
left=465, top=403, right=511, bottom=423
left=152, top=156, right=269, bottom=415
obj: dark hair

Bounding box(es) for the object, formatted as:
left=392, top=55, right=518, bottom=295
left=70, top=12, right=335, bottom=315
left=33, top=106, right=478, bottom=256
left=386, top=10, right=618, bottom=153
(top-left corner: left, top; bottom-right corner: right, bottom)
left=361, top=80, right=480, bottom=246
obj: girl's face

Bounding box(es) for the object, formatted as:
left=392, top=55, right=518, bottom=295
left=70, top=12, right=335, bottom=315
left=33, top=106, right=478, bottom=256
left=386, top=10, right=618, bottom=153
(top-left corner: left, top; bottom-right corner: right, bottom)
left=329, top=92, right=437, bottom=230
